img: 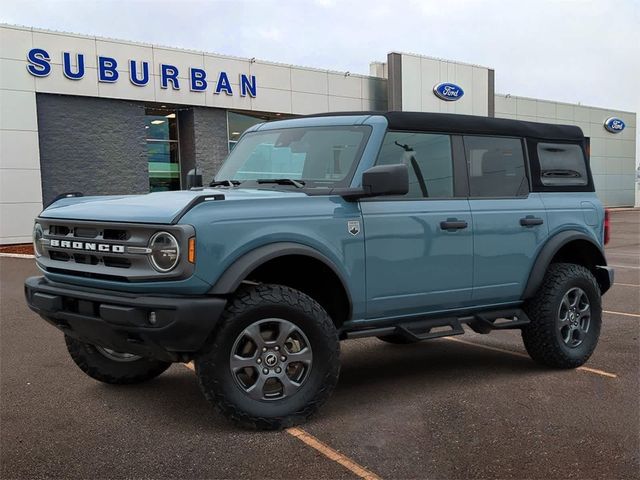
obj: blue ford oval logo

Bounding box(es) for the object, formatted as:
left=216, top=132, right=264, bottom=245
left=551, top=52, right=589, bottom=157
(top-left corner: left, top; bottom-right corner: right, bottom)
left=604, top=117, right=625, bottom=133
left=433, top=82, right=464, bottom=101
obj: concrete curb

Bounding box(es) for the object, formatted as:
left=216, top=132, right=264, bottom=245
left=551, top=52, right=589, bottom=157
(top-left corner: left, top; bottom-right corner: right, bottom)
left=0, top=253, right=35, bottom=259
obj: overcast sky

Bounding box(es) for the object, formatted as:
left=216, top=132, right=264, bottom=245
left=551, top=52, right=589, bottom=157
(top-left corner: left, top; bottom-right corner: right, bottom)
left=2, top=0, right=639, bottom=160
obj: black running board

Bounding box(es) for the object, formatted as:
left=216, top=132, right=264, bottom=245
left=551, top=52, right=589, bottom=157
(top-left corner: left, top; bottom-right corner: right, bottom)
left=344, top=308, right=530, bottom=341
left=467, top=309, right=530, bottom=334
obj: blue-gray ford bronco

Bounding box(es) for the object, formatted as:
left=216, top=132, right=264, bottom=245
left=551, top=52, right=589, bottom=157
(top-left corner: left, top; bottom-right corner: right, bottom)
left=25, top=112, right=613, bottom=429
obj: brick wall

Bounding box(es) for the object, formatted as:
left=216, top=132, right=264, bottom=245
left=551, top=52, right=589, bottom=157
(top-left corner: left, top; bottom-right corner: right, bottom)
left=192, top=107, right=229, bottom=183
left=35, top=94, right=230, bottom=203
left=36, top=94, right=148, bottom=206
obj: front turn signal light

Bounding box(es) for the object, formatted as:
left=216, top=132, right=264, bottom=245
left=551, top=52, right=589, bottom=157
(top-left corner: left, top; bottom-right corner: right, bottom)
left=188, top=237, right=196, bottom=263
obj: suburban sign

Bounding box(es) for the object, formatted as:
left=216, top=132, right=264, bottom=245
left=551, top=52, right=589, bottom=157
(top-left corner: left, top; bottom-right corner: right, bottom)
left=603, top=117, right=625, bottom=133
left=26, top=48, right=258, bottom=97
left=433, top=82, right=464, bottom=101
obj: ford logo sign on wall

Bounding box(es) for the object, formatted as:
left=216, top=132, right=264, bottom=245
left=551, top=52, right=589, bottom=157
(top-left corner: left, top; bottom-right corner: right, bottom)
left=604, top=117, right=625, bottom=133
left=433, top=82, right=464, bottom=101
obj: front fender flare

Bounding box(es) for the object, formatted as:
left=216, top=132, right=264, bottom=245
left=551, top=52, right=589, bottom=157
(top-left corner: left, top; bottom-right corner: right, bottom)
left=208, top=242, right=352, bottom=307
left=522, top=230, right=608, bottom=299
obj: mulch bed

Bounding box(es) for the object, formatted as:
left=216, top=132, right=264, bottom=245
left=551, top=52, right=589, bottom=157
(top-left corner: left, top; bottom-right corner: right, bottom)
left=0, top=244, right=34, bottom=255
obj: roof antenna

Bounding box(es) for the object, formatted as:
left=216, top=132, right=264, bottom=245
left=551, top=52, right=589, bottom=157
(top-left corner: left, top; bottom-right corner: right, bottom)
left=394, top=140, right=413, bottom=152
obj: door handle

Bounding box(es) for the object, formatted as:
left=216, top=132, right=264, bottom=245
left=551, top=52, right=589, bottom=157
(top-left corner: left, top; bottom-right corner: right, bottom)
left=520, top=216, right=544, bottom=227
left=440, top=220, right=468, bottom=231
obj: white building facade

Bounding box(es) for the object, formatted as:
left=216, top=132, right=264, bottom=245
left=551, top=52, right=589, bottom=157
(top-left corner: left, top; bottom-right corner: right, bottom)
left=0, top=25, right=636, bottom=244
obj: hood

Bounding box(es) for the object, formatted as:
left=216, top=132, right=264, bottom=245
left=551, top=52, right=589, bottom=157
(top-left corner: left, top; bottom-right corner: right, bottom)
left=40, top=188, right=308, bottom=224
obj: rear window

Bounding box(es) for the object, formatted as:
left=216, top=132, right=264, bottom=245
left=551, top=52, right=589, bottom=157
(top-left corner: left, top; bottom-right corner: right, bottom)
left=537, top=143, right=588, bottom=186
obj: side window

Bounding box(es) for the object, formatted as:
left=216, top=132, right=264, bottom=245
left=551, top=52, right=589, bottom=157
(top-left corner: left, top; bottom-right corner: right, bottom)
left=376, top=132, right=454, bottom=199
left=464, top=136, right=528, bottom=197
left=537, top=142, right=588, bottom=186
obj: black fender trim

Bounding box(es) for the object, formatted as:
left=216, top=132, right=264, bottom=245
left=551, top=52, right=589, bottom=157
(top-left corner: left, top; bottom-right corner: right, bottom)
left=208, top=242, right=353, bottom=314
left=594, top=266, right=614, bottom=295
left=171, top=193, right=225, bottom=224
left=47, top=192, right=84, bottom=208
left=522, top=230, right=608, bottom=299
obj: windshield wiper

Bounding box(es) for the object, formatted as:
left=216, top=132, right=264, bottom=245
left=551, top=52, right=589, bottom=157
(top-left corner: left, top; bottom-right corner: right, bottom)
left=209, top=179, right=242, bottom=187
left=256, top=178, right=306, bottom=188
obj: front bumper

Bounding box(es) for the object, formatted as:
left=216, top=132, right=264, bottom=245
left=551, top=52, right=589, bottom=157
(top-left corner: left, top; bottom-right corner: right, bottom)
left=25, top=276, right=227, bottom=362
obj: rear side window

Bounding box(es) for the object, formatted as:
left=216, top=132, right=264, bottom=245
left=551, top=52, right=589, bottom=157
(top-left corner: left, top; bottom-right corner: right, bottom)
left=377, top=132, right=454, bottom=199
left=464, top=136, right=528, bottom=197
left=537, top=143, right=588, bottom=186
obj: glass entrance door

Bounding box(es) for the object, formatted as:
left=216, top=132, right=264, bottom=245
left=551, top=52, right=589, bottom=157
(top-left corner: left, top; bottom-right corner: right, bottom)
left=145, top=108, right=180, bottom=191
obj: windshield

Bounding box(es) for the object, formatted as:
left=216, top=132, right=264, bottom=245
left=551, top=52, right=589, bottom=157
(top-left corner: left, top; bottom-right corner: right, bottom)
left=215, top=125, right=371, bottom=187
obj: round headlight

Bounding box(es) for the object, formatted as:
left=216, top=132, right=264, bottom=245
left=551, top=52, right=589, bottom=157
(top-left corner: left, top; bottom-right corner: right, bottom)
left=33, top=223, right=44, bottom=257
left=149, top=232, right=180, bottom=272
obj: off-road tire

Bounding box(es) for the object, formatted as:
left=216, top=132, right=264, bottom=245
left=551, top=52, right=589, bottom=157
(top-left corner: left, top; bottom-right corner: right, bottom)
left=377, top=334, right=420, bottom=344
left=195, top=284, right=340, bottom=430
left=65, top=336, right=171, bottom=384
left=522, top=263, right=602, bottom=368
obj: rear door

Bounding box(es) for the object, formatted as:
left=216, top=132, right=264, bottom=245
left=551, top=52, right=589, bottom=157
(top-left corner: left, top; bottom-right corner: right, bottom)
left=464, top=135, right=549, bottom=304
left=361, top=131, right=473, bottom=319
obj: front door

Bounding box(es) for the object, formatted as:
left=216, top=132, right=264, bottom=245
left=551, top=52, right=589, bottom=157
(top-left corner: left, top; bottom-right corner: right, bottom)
left=361, top=131, right=473, bottom=319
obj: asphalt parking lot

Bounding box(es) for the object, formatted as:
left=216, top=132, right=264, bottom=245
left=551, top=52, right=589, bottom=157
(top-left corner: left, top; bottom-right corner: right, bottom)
left=1, top=210, right=638, bottom=479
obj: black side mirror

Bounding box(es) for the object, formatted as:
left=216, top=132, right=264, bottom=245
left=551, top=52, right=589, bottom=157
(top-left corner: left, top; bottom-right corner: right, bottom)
left=186, top=168, right=203, bottom=189
left=361, top=164, right=409, bottom=197
left=337, top=164, right=409, bottom=200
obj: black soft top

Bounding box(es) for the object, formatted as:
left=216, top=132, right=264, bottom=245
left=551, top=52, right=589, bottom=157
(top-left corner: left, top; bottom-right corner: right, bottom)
left=309, top=111, right=585, bottom=141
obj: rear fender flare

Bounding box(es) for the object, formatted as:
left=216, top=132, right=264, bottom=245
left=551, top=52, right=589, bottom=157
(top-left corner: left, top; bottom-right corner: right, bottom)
left=522, top=230, right=607, bottom=299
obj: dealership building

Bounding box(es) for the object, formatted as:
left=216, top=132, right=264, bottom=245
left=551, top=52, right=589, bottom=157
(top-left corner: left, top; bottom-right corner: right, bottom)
left=0, top=23, right=637, bottom=244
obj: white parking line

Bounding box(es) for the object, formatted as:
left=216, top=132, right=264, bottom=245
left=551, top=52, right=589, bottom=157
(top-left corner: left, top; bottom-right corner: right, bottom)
left=444, top=337, right=618, bottom=378
left=603, top=310, right=640, bottom=318
left=609, top=264, right=640, bottom=270
left=181, top=362, right=382, bottom=480
left=287, top=428, right=382, bottom=480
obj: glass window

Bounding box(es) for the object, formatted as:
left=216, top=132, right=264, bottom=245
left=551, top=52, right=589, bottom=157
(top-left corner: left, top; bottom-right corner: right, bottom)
left=145, top=113, right=178, bottom=141
left=537, top=142, right=588, bottom=186
left=376, top=132, right=454, bottom=198
left=145, top=109, right=180, bottom=192
left=464, top=136, right=527, bottom=197
left=227, top=111, right=282, bottom=151
left=215, top=126, right=370, bottom=187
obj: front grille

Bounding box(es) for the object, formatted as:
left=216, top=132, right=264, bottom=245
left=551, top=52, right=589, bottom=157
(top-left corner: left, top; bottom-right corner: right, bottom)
left=104, top=256, right=131, bottom=269
left=46, top=266, right=130, bottom=282
left=50, top=251, right=70, bottom=262
left=50, top=225, right=71, bottom=236
left=73, top=253, right=99, bottom=265
left=104, top=229, right=129, bottom=241
left=73, top=227, right=99, bottom=238
left=44, top=222, right=136, bottom=269
left=36, top=218, right=195, bottom=282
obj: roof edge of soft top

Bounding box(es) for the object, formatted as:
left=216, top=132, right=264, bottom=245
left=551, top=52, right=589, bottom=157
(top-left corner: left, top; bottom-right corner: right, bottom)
left=302, top=111, right=585, bottom=141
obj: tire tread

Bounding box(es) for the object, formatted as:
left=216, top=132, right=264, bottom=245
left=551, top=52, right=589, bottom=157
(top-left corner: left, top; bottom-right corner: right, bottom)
left=65, top=336, right=171, bottom=385
left=522, top=263, right=601, bottom=369
left=196, top=284, right=340, bottom=430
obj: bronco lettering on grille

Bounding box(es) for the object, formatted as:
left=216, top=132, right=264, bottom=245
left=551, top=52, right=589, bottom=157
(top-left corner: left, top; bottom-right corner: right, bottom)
left=49, top=238, right=125, bottom=253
